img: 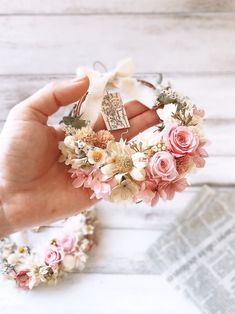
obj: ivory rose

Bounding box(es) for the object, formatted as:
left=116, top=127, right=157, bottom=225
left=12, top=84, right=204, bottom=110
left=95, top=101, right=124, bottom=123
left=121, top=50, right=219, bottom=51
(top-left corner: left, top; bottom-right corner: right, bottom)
left=163, top=123, right=199, bottom=157
left=148, top=151, right=178, bottom=181
left=44, top=245, right=64, bottom=266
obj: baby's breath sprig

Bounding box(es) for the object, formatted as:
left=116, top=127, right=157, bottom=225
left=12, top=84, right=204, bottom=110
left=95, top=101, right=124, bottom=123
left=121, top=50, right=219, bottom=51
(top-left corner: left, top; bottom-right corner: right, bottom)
left=154, top=86, right=197, bottom=127
left=171, top=103, right=196, bottom=126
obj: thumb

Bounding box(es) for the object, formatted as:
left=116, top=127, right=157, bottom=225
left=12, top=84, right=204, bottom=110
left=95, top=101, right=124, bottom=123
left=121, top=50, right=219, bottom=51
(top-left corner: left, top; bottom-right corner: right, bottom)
left=9, top=76, right=89, bottom=124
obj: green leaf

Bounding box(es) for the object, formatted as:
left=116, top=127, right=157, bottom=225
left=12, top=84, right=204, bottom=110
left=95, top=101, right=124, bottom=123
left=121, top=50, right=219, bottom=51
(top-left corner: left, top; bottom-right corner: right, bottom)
left=60, top=116, right=87, bottom=129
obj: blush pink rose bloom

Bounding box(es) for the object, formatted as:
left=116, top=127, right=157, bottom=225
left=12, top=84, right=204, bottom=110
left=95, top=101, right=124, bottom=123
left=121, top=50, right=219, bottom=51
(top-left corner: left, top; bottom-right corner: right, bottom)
left=14, top=270, right=31, bottom=289
left=44, top=245, right=64, bottom=266
left=90, top=172, right=114, bottom=200
left=148, top=151, right=178, bottom=181
left=191, top=138, right=208, bottom=168
left=163, top=123, right=199, bottom=157
left=137, top=175, right=188, bottom=206
left=158, top=176, right=188, bottom=201
left=137, top=176, right=188, bottom=206
left=68, top=167, right=95, bottom=189
left=58, top=234, right=77, bottom=254
left=137, top=180, right=160, bottom=207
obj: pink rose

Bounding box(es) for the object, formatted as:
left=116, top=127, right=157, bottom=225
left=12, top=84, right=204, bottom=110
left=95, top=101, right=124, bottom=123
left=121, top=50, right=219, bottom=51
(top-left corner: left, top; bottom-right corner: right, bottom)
left=14, top=270, right=31, bottom=289
left=58, top=234, right=77, bottom=254
left=148, top=151, right=178, bottom=181
left=163, top=124, right=199, bottom=157
left=44, top=245, right=64, bottom=266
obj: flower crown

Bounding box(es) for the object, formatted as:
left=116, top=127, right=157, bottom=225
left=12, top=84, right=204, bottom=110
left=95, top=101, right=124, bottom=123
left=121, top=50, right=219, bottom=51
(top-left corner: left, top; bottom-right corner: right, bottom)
left=0, top=210, right=97, bottom=289
left=59, top=59, right=208, bottom=206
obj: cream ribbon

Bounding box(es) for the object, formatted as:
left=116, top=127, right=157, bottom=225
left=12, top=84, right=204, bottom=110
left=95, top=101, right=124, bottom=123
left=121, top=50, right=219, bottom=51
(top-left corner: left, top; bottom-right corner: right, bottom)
left=76, top=58, right=157, bottom=125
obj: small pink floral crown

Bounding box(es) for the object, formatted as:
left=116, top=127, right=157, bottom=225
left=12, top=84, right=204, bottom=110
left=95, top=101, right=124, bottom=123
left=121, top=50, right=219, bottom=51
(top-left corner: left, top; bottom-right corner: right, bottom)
left=0, top=210, right=97, bottom=289
left=58, top=59, right=208, bottom=206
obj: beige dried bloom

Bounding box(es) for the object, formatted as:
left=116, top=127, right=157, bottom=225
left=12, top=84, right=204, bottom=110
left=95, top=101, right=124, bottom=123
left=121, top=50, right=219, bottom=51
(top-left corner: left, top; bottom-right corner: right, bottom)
left=96, top=130, right=115, bottom=149
left=175, top=155, right=192, bottom=175
left=75, top=127, right=97, bottom=145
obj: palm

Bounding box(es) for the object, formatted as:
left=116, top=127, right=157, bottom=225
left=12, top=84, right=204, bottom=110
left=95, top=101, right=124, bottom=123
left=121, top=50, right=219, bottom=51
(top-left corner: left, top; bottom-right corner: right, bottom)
left=0, top=78, right=159, bottom=233
left=0, top=117, right=93, bottom=220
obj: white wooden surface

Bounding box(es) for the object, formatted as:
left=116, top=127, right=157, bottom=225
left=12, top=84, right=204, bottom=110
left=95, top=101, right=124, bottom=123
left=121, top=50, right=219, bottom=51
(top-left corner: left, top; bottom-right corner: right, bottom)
left=0, top=1, right=234, bottom=313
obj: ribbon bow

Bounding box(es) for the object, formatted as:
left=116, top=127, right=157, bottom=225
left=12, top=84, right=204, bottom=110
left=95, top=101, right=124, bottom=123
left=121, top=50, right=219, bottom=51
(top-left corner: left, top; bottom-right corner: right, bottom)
left=76, top=58, right=157, bottom=125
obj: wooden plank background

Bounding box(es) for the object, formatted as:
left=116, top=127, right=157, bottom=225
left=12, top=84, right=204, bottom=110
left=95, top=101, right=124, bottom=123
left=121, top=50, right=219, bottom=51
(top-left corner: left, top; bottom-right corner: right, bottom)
left=0, top=1, right=234, bottom=313
left=1, top=0, right=235, bottom=14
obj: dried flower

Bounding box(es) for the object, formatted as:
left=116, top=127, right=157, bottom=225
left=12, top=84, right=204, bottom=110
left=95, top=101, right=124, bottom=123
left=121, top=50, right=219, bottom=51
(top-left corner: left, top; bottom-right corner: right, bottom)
left=38, top=265, right=60, bottom=285
left=75, top=127, right=97, bottom=145
left=101, top=141, right=146, bottom=181
left=110, top=179, right=139, bottom=202
left=96, top=130, right=115, bottom=149
left=175, top=155, right=192, bottom=175
left=87, top=147, right=106, bottom=166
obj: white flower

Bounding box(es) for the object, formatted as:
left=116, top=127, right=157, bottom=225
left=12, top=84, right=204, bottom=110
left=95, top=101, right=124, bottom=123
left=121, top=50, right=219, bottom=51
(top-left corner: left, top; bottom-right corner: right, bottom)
left=7, top=253, right=19, bottom=265
left=58, top=141, right=76, bottom=165
left=110, top=179, right=139, bottom=202
left=64, top=135, right=76, bottom=149
left=87, top=147, right=106, bottom=166
left=79, top=239, right=90, bottom=252
left=75, top=140, right=90, bottom=154
left=76, top=140, right=86, bottom=149
left=157, top=103, right=176, bottom=123
left=63, top=214, right=86, bottom=233
left=70, top=157, right=87, bottom=169
left=130, top=152, right=147, bottom=181
left=62, top=251, right=88, bottom=272
left=82, top=224, right=94, bottom=235
left=62, top=255, right=76, bottom=272
left=38, top=265, right=60, bottom=285
left=101, top=141, right=146, bottom=181
left=74, top=251, right=88, bottom=271
left=59, top=136, right=91, bottom=167
left=27, top=268, right=41, bottom=289
left=140, top=130, right=161, bottom=148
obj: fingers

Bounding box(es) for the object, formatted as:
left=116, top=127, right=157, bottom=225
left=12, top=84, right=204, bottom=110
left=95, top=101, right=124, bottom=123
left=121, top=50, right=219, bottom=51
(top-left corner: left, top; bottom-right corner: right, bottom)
left=11, top=77, right=89, bottom=123
left=111, top=109, right=160, bottom=141
left=93, top=100, right=149, bottom=131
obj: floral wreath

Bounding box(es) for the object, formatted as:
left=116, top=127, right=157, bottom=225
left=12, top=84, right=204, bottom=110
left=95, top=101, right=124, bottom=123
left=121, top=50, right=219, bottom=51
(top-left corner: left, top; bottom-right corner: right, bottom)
left=0, top=210, right=97, bottom=289
left=59, top=59, right=208, bottom=206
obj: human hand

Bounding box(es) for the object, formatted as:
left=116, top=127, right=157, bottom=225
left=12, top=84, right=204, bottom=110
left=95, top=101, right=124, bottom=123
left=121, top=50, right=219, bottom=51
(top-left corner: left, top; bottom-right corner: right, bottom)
left=0, top=77, right=159, bottom=236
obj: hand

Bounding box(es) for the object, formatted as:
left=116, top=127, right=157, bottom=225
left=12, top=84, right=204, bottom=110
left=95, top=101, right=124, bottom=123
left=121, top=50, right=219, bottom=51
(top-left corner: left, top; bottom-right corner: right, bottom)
left=0, top=77, right=159, bottom=236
